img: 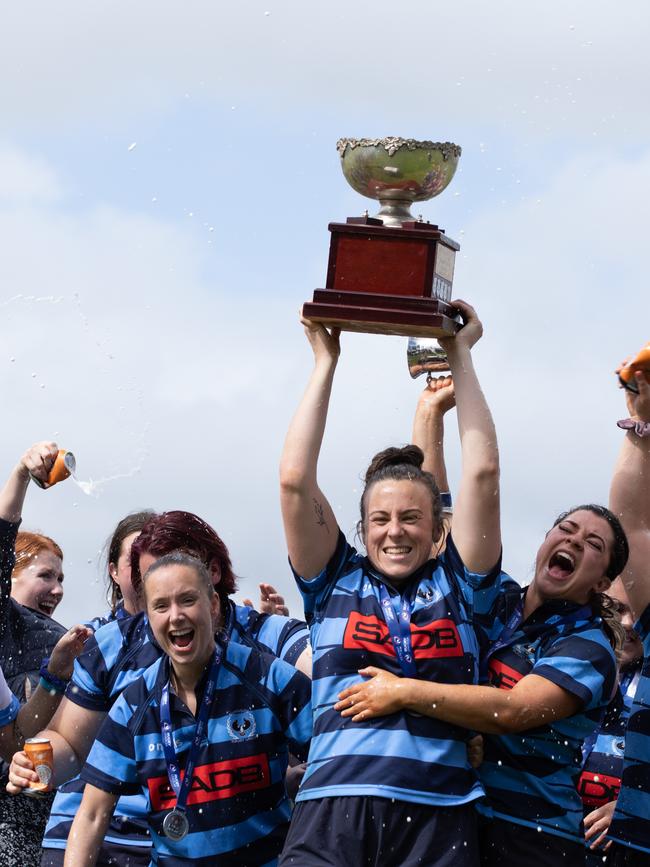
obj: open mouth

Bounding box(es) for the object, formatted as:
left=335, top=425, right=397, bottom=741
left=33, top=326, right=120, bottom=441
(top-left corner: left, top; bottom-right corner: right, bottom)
left=383, top=546, right=412, bottom=557
left=38, top=600, right=57, bottom=617
left=548, top=551, right=575, bottom=580
left=169, top=627, right=195, bottom=649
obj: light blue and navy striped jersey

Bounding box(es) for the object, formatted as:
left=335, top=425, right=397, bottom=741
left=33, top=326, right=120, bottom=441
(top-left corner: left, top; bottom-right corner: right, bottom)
left=608, top=604, right=650, bottom=854
left=474, top=584, right=617, bottom=843
left=43, top=602, right=309, bottom=851
left=294, top=531, right=500, bottom=807
left=81, top=638, right=312, bottom=867
left=578, top=662, right=640, bottom=810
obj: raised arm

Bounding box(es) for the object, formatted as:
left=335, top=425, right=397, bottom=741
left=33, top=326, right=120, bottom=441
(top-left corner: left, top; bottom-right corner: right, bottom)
left=609, top=370, right=650, bottom=619
left=279, top=318, right=341, bottom=578
left=440, top=301, right=501, bottom=573
left=412, top=376, right=455, bottom=493
left=0, top=441, right=58, bottom=524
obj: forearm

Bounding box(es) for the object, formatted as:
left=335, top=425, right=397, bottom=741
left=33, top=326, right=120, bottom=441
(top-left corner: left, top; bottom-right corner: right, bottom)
left=65, top=789, right=116, bottom=866
left=610, top=433, right=650, bottom=533
left=16, top=686, right=64, bottom=742
left=400, top=679, right=519, bottom=734
left=280, top=359, right=337, bottom=493
left=0, top=464, right=30, bottom=524
left=412, top=406, right=450, bottom=492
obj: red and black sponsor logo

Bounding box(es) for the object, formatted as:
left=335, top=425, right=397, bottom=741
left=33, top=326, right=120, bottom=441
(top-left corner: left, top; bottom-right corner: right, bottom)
left=148, top=753, right=270, bottom=811
left=577, top=769, right=620, bottom=808
left=343, top=612, right=463, bottom=659
left=488, top=659, right=524, bottom=691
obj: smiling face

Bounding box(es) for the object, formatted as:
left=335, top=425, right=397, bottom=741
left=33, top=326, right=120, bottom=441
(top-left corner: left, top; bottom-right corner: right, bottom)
left=11, top=549, right=64, bottom=617
left=532, top=510, right=615, bottom=606
left=363, top=479, right=436, bottom=583
left=144, top=563, right=220, bottom=676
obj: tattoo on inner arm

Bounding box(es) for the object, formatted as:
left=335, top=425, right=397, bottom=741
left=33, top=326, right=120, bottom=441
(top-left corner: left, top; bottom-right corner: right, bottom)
left=313, top=499, right=330, bottom=534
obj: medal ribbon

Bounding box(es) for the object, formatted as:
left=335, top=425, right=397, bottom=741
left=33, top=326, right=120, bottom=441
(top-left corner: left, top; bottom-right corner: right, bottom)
left=160, top=643, right=223, bottom=819
left=377, top=582, right=417, bottom=678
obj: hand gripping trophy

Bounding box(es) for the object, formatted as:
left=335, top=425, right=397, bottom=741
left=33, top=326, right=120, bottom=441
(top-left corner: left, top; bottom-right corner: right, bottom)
left=303, top=137, right=464, bottom=379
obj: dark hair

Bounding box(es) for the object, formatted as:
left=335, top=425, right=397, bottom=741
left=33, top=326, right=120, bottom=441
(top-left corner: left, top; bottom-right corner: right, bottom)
left=130, top=510, right=237, bottom=606
left=358, top=445, right=442, bottom=540
left=105, top=510, right=157, bottom=612
left=142, top=551, right=214, bottom=598
left=553, top=504, right=629, bottom=655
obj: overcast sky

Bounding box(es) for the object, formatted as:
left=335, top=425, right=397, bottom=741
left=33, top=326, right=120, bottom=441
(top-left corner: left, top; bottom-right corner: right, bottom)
left=0, top=0, right=647, bottom=626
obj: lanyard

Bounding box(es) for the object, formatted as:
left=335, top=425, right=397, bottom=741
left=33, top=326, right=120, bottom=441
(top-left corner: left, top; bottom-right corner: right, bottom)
left=580, top=667, right=640, bottom=769
left=160, top=644, right=222, bottom=817
left=487, top=601, right=524, bottom=660
left=377, top=582, right=417, bottom=677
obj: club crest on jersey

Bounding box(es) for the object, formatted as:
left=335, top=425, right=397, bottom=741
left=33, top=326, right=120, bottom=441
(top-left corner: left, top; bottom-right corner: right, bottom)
left=226, top=710, right=257, bottom=741
left=416, top=585, right=442, bottom=606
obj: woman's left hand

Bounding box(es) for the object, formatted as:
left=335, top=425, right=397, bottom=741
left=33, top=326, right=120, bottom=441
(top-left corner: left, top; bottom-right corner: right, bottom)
left=335, top=667, right=408, bottom=722
left=584, top=800, right=616, bottom=851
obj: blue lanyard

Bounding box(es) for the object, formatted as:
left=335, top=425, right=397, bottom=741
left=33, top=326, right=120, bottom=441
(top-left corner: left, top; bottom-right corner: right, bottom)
left=487, top=601, right=524, bottom=660
left=160, top=645, right=222, bottom=817
left=377, top=582, right=417, bottom=677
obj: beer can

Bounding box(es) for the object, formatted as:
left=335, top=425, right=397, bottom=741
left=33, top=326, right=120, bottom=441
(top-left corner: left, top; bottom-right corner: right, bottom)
left=619, top=343, right=650, bottom=394
left=30, top=450, right=76, bottom=490
left=23, top=738, right=54, bottom=795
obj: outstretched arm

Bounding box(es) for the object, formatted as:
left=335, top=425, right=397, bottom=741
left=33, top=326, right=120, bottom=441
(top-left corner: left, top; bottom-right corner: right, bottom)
left=0, top=441, right=58, bottom=524
left=336, top=667, right=580, bottom=735
left=412, top=376, right=455, bottom=494
left=440, top=301, right=501, bottom=573
left=279, top=318, right=341, bottom=578
left=609, top=371, right=650, bottom=619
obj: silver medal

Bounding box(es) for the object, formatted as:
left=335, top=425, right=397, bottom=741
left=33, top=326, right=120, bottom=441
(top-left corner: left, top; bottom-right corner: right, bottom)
left=163, top=808, right=189, bottom=841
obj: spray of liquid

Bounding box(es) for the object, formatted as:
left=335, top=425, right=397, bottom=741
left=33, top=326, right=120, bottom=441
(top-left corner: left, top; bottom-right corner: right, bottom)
left=71, top=466, right=142, bottom=499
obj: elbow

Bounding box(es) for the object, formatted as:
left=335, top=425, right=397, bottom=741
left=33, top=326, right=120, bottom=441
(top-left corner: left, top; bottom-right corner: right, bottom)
left=279, top=462, right=313, bottom=497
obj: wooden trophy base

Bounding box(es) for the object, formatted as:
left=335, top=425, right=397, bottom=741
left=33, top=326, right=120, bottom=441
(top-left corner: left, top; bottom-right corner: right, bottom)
left=304, top=216, right=461, bottom=338
left=303, top=290, right=460, bottom=338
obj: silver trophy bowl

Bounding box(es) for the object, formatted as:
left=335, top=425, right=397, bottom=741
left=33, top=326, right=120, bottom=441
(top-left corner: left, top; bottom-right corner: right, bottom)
left=407, top=336, right=451, bottom=380
left=337, top=137, right=461, bottom=227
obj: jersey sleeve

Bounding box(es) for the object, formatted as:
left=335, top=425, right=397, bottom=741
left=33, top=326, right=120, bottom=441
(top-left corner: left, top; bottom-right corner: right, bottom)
left=0, top=518, right=19, bottom=623
left=0, top=664, right=19, bottom=728
left=80, top=691, right=140, bottom=796
left=291, top=530, right=359, bottom=621
left=65, top=621, right=122, bottom=712
left=531, top=625, right=617, bottom=711
left=264, top=657, right=312, bottom=762
left=254, top=615, right=309, bottom=666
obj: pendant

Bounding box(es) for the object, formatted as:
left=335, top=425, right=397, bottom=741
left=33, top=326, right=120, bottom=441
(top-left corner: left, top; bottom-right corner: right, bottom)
left=163, top=808, right=190, bottom=841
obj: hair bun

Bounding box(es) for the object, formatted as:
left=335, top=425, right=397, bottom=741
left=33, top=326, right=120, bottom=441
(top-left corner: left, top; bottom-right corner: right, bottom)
left=364, top=445, right=424, bottom=484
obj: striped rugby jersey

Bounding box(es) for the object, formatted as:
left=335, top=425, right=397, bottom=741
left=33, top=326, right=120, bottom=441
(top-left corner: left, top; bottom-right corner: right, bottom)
left=473, top=582, right=617, bottom=843
left=578, top=663, right=640, bottom=810
left=43, top=602, right=309, bottom=852
left=81, top=639, right=312, bottom=867
left=294, top=531, right=500, bottom=807
left=608, top=604, right=650, bottom=854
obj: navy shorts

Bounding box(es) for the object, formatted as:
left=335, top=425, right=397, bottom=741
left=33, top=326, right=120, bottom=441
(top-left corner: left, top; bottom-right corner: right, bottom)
left=478, top=816, right=586, bottom=867
left=279, top=796, right=479, bottom=867
left=41, top=843, right=151, bottom=867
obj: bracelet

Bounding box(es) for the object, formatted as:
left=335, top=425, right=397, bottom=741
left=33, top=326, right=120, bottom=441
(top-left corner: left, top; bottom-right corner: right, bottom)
left=39, top=659, right=69, bottom=694
left=617, top=418, right=650, bottom=438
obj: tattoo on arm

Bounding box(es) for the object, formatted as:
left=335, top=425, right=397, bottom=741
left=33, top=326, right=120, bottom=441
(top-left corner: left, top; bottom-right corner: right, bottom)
left=313, top=499, right=330, bottom=534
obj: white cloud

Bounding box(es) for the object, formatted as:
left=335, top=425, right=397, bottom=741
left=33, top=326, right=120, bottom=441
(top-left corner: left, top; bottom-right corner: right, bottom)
left=0, top=145, right=62, bottom=202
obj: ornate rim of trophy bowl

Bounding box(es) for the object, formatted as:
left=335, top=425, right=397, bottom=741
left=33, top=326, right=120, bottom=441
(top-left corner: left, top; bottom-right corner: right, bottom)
left=336, top=137, right=462, bottom=228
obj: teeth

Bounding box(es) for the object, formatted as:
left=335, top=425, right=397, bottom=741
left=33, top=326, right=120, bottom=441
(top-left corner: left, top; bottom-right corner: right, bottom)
left=556, top=552, right=575, bottom=568
left=385, top=547, right=410, bottom=554
left=170, top=628, right=192, bottom=637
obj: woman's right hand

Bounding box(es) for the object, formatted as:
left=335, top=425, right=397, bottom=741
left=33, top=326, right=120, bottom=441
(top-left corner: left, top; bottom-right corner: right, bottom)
left=18, top=441, right=59, bottom=486
left=300, top=314, right=341, bottom=367
left=6, top=750, right=39, bottom=794
left=440, top=299, right=483, bottom=354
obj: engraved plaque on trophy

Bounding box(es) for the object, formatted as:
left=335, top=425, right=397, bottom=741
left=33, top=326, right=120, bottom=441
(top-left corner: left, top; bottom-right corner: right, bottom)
left=303, top=137, right=463, bottom=338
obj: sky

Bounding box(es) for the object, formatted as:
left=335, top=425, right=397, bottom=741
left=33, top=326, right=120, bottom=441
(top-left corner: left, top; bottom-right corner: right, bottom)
left=0, top=0, right=647, bottom=626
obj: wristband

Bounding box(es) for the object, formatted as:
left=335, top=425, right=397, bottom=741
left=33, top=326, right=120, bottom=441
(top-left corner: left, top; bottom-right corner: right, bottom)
left=617, top=418, right=650, bottom=438
left=39, top=659, right=69, bottom=695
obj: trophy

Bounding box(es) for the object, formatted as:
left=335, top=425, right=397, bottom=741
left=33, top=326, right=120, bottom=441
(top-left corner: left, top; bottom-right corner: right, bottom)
left=303, top=137, right=463, bottom=340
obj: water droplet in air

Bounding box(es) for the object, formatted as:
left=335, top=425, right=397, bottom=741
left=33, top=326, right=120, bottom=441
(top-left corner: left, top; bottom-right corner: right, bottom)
left=128, top=142, right=137, bottom=152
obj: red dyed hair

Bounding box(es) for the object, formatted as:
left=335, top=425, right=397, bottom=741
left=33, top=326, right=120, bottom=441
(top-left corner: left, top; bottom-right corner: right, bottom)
left=14, top=531, right=63, bottom=574
left=130, top=510, right=237, bottom=603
